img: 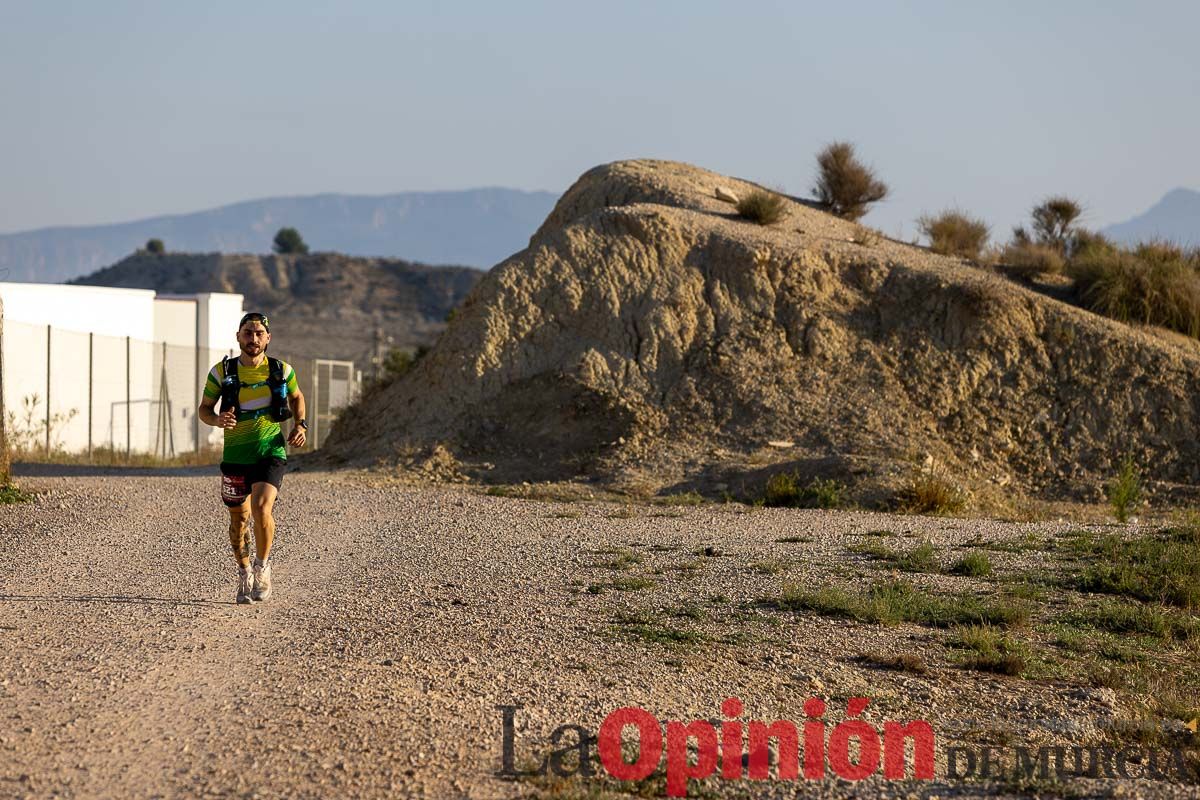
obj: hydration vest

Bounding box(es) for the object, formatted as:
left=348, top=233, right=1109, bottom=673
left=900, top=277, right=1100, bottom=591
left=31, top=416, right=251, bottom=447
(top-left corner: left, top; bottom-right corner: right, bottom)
left=219, top=355, right=293, bottom=423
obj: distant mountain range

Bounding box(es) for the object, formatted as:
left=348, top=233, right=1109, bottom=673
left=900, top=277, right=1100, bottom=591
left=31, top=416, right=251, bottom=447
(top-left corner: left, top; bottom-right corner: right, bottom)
left=0, top=188, right=560, bottom=283
left=1102, top=188, right=1199, bottom=246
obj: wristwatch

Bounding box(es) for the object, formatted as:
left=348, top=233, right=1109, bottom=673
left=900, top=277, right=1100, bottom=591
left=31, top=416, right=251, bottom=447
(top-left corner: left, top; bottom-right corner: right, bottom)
left=296, top=419, right=308, bottom=430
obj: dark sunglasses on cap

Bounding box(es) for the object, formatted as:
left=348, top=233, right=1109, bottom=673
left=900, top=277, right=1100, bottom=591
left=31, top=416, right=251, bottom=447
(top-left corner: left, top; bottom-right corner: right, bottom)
left=239, top=312, right=270, bottom=331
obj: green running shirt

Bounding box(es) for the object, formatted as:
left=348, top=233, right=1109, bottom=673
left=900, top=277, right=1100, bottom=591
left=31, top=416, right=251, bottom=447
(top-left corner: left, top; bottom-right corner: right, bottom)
left=203, top=358, right=300, bottom=464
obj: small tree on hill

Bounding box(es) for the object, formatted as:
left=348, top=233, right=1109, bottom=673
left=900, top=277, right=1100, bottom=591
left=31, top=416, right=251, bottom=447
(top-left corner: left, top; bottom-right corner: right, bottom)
left=1030, top=196, right=1083, bottom=253
left=812, top=141, right=889, bottom=221
left=145, top=238, right=165, bottom=255
left=273, top=227, right=309, bottom=255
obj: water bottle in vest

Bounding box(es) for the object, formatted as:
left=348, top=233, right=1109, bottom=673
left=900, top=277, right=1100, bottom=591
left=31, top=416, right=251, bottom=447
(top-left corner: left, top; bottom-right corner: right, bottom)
left=220, top=357, right=239, bottom=416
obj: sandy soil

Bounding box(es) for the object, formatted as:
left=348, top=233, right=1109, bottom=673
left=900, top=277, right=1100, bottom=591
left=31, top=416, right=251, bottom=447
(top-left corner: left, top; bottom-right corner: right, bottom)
left=0, top=467, right=1196, bottom=799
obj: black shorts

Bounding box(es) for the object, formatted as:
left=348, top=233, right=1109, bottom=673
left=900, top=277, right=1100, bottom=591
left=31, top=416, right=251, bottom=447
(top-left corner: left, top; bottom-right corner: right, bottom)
left=220, top=458, right=287, bottom=507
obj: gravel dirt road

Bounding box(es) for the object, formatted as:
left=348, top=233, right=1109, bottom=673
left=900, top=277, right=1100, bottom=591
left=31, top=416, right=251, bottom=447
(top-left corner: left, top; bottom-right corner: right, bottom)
left=1, top=467, right=1195, bottom=799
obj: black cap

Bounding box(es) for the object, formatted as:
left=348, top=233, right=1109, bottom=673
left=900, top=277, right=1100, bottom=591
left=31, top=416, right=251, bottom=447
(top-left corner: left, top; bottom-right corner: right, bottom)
left=239, top=312, right=270, bottom=331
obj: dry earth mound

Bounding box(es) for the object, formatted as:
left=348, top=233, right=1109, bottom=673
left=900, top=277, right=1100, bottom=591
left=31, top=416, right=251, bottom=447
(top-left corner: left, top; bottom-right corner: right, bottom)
left=73, top=251, right=482, bottom=365
left=324, top=160, right=1200, bottom=504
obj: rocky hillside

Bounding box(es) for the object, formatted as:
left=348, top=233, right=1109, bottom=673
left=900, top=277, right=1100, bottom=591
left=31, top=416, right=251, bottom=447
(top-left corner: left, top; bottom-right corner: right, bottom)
left=323, top=160, right=1200, bottom=505
left=73, top=252, right=482, bottom=366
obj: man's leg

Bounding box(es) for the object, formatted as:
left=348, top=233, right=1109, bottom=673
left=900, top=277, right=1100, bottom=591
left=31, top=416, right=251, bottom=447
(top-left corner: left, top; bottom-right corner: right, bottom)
left=250, top=481, right=278, bottom=563
left=227, top=498, right=251, bottom=567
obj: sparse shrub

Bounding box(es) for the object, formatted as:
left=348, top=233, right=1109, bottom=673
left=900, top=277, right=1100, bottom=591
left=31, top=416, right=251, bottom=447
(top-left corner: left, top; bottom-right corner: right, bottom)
left=748, top=559, right=789, bottom=575
left=762, top=472, right=848, bottom=508
left=895, top=462, right=969, bottom=515
left=1067, top=599, right=1195, bottom=641
left=1031, top=196, right=1084, bottom=253
left=849, top=224, right=881, bottom=247
left=763, top=471, right=802, bottom=506
left=736, top=190, right=787, bottom=225
left=896, top=540, right=939, bottom=573
left=853, top=539, right=941, bottom=573
left=1069, top=525, right=1199, bottom=609
left=858, top=651, right=928, bottom=675
left=272, top=226, right=309, bottom=255
left=766, top=579, right=1027, bottom=628
left=381, top=347, right=422, bottom=381
left=1105, top=455, right=1142, bottom=522
left=659, top=491, right=704, bottom=506
left=999, top=240, right=1065, bottom=277
left=6, top=394, right=79, bottom=456
left=1067, top=228, right=1117, bottom=261
left=812, top=141, right=889, bottom=221
left=806, top=477, right=847, bottom=508
left=145, top=238, right=165, bottom=255
left=1069, top=241, right=1200, bottom=338
left=359, top=346, right=428, bottom=403
left=951, top=550, right=994, bottom=577
left=951, top=624, right=1027, bottom=675
left=606, top=575, right=656, bottom=592
left=599, top=547, right=643, bottom=570
left=0, top=484, right=33, bottom=504
left=917, top=210, right=990, bottom=259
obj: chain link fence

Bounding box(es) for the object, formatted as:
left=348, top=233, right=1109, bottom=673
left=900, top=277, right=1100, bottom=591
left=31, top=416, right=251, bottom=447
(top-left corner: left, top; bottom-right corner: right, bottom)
left=2, top=320, right=359, bottom=461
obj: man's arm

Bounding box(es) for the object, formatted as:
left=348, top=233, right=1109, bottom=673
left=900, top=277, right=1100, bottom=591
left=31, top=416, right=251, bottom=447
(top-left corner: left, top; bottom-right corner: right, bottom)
left=286, top=389, right=307, bottom=447
left=198, top=395, right=237, bottom=429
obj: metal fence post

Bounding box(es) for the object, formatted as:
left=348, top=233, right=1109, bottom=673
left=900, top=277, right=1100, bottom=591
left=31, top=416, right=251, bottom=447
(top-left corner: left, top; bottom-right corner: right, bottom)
left=311, top=357, right=320, bottom=450
left=126, top=335, right=131, bottom=458
left=193, top=300, right=200, bottom=453
left=88, top=333, right=94, bottom=459
left=45, top=325, right=51, bottom=453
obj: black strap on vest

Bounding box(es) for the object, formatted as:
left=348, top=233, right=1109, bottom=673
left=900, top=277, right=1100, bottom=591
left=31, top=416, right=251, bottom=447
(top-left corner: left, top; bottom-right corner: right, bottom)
left=219, top=356, right=292, bottom=422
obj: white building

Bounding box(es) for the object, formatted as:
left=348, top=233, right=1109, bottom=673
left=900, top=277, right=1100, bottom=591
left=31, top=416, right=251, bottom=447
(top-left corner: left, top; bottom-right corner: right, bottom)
left=0, top=283, right=243, bottom=456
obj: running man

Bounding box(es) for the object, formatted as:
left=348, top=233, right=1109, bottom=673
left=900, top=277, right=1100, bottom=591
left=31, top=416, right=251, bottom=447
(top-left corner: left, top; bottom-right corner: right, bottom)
left=198, top=312, right=306, bottom=604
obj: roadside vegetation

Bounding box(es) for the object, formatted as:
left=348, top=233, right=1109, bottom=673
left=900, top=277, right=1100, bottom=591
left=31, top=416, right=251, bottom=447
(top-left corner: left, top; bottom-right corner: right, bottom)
left=735, top=190, right=787, bottom=225
left=918, top=209, right=990, bottom=259
left=760, top=472, right=847, bottom=508
left=752, top=519, right=1200, bottom=731
left=901, top=191, right=1200, bottom=345
left=0, top=483, right=33, bottom=504
left=894, top=461, right=969, bottom=515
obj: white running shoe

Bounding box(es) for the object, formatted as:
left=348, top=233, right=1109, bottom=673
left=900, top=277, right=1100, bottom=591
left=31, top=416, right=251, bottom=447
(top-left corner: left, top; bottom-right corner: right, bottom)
left=237, top=567, right=254, bottom=604
left=252, top=559, right=273, bottom=602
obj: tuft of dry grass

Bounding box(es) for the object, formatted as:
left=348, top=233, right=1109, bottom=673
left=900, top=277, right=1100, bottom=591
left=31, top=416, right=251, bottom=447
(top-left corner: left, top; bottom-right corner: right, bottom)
left=895, top=463, right=969, bottom=515
left=858, top=650, right=929, bottom=675
left=998, top=241, right=1065, bottom=277
left=918, top=209, right=990, bottom=259
left=950, top=550, right=993, bottom=577
left=735, top=190, right=787, bottom=225
left=951, top=624, right=1028, bottom=676
left=1069, top=240, right=1200, bottom=339
left=849, top=223, right=881, bottom=246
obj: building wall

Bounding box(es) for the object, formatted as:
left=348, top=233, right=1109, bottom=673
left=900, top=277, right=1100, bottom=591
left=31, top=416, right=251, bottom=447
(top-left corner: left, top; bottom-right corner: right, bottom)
left=0, top=283, right=157, bottom=338
left=0, top=282, right=242, bottom=455
left=153, top=298, right=197, bottom=348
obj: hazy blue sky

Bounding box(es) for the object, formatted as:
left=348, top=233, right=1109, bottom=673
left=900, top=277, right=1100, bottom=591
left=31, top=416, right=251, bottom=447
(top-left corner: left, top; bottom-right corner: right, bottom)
left=2, top=1, right=1197, bottom=242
